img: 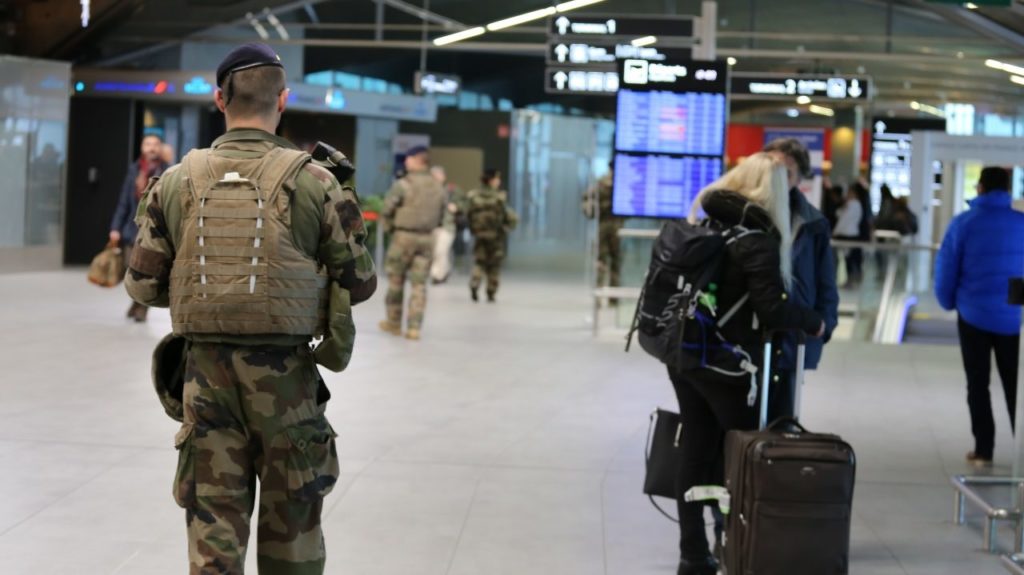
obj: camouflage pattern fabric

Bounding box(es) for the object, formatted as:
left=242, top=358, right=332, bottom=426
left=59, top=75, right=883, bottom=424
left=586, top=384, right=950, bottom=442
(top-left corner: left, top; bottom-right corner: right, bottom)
left=384, top=231, right=434, bottom=330
left=583, top=174, right=624, bottom=288
left=175, top=343, right=338, bottom=574
left=470, top=237, right=505, bottom=297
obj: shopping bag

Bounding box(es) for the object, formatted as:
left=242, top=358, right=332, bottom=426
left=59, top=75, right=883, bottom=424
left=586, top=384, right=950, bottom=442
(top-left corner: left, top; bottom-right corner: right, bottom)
left=87, top=242, right=126, bottom=287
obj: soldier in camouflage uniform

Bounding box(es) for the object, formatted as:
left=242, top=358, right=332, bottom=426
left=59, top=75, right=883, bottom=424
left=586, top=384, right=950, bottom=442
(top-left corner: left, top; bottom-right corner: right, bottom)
left=125, top=44, right=376, bottom=575
left=467, top=169, right=517, bottom=303
left=582, top=164, right=624, bottom=292
left=379, top=146, right=447, bottom=340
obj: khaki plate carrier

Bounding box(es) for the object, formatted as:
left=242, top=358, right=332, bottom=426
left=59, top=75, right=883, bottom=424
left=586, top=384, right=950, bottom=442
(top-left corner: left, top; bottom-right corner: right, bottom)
left=169, top=147, right=328, bottom=336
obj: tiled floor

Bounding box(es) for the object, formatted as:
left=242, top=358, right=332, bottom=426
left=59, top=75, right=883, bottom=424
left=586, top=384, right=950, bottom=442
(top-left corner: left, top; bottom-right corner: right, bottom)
left=0, top=269, right=1016, bottom=574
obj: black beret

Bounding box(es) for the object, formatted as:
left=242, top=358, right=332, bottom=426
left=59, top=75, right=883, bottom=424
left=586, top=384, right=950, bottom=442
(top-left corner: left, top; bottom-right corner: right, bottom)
left=216, top=43, right=284, bottom=88
left=405, top=145, right=429, bottom=157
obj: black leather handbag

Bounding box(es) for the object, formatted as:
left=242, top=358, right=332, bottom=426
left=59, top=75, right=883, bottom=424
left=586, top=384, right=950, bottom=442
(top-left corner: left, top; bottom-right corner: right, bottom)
left=644, top=408, right=682, bottom=521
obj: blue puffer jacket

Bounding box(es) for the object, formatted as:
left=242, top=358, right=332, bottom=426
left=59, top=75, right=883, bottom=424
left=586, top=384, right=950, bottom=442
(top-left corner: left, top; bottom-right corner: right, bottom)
left=936, top=190, right=1024, bottom=335
left=777, top=189, right=840, bottom=371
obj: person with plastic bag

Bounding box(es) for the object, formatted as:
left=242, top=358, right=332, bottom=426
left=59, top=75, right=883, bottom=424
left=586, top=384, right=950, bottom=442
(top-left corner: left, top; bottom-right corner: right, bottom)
left=668, top=153, right=824, bottom=575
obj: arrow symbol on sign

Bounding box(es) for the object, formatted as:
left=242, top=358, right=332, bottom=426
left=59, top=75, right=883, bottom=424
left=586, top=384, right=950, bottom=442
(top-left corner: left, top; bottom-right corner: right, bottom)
left=556, top=16, right=570, bottom=35
left=848, top=79, right=863, bottom=98
left=874, top=120, right=887, bottom=134
left=555, top=44, right=569, bottom=63
left=553, top=70, right=568, bottom=90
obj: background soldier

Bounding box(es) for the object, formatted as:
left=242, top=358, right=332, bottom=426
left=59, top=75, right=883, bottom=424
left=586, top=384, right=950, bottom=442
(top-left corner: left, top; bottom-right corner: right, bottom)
left=467, top=169, right=516, bottom=303
left=583, top=162, right=624, bottom=295
left=125, top=43, right=376, bottom=574
left=379, top=146, right=447, bottom=340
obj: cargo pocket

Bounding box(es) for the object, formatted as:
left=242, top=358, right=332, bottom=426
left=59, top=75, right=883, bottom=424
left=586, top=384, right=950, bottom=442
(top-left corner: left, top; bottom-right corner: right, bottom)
left=172, top=423, right=196, bottom=508
left=283, top=418, right=340, bottom=502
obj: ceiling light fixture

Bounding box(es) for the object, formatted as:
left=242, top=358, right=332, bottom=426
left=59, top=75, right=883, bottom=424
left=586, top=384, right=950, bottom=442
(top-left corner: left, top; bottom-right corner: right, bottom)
left=435, top=0, right=607, bottom=46
left=433, top=26, right=486, bottom=46
left=631, top=36, right=657, bottom=47
left=965, top=2, right=979, bottom=9
left=910, top=101, right=946, bottom=117
left=796, top=95, right=812, bottom=105
left=487, top=7, right=557, bottom=31
left=986, top=59, right=1024, bottom=76
left=808, top=104, right=835, bottom=117
left=727, top=57, right=737, bottom=66
left=786, top=108, right=799, bottom=118
left=246, top=12, right=270, bottom=40
left=1011, top=75, right=1024, bottom=86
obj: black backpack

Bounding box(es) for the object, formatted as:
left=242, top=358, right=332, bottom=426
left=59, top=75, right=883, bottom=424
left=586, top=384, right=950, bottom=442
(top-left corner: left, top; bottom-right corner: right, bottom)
left=627, top=220, right=762, bottom=378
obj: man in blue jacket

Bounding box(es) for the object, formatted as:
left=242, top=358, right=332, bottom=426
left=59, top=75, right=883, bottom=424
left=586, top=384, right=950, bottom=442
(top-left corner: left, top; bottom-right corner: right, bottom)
left=764, top=138, right=841, bottom=420
left=936, top=166, right=1024, bottom=467
left=108, top=130, right=167, bottom=322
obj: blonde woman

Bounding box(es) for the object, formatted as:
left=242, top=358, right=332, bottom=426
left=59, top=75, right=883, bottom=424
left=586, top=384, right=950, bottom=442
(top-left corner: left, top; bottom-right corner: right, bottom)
left=671, top=153, right=824, bottom=575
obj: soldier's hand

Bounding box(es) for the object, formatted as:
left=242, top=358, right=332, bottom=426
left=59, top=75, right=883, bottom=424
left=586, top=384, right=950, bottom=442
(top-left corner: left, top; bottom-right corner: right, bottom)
left=109, top=230, right=121, bottom=244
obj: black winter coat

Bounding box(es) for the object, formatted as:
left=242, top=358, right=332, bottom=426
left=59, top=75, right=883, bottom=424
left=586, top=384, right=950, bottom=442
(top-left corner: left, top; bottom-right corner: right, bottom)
left=701, top=190, right=823, bottom=351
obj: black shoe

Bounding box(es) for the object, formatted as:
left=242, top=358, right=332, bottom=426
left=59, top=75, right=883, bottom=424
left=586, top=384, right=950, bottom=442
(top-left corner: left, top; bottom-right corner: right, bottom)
left=471, top=287, right=479, bottom=302
left=678, top=556, right=719, bottom=575
left=487, top=293, right=496, bottom=303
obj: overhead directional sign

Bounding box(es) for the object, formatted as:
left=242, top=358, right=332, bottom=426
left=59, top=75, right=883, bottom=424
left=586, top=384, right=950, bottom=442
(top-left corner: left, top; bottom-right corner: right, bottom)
left=547, top=42, right=692, bottom=66
left=546, top=68, right=620, bottom=95
left=414, top=71, right=461, bottom=96
left=549, top=14, right=695, bottom=38
left=730, top=74, right=872, bottom=101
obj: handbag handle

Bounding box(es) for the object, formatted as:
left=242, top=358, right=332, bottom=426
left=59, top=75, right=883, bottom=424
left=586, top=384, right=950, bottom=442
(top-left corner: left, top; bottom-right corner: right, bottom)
left=767, top=416, right=808, bottom=433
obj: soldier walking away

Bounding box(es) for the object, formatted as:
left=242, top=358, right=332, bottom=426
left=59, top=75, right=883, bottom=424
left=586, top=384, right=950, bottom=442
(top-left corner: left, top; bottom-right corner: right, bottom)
left=467, top=169, right=517, bottom=303
left=583, top=162, right=624, bottom=300
left=125, top=43, right=377, bottom=574
left=379, top=145, right=447, bottom=340
left=109, top=128, right=167, bottom=322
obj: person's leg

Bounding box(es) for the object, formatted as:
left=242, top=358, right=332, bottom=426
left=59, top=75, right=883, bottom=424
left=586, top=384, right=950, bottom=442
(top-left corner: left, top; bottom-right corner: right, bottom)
left=668, top=369, right=721, bottom=563
left=486, top=240, right=505, bottom=300
left=382, top=235, right=409, bottom=331
left=179, top=345, right=256, bottom=575
left=959, top=316, right=996, bottom=459
left=405, top=235, right=434, bottom=333
left=470, top=239, right=486, bottom=300
left=993, top=331, right=1020, bottom=435
left=235, top=347, right=337, bottom=575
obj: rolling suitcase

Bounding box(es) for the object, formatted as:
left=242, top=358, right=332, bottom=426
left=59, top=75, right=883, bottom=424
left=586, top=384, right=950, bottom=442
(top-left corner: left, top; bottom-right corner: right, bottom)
left=721, top=340, right=857, bottom=575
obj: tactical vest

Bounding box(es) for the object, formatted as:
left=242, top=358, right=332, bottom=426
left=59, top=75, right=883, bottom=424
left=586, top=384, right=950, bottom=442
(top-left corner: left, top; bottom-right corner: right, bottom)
left=169, top=147, right=328, bottom=337
left=393, top=171, right=447, bottom=233
left=467, top=188, right=507, bottom=241
left=597, top=176, right=617, bottom=221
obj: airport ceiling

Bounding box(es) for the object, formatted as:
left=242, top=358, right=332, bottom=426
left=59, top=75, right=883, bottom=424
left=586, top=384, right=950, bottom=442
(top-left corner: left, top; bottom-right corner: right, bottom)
left=4, top=0, right=1024, bottom=116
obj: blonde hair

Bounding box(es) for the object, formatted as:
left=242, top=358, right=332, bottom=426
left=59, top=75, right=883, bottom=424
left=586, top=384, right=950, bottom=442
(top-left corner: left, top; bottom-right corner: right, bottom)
left=688, top=152, right=794, bottom=288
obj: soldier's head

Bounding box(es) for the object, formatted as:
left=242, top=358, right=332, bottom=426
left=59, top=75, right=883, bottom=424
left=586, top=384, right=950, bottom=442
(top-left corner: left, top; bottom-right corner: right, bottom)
left=763, top=137, right=811, bottom=190
left=214, top=43, right=288, bottom=131
left=482, top=168, right=501, bottom=189
left=140, top=130, right=163, bottom=163
left=404, top=146, right=430, bottom=172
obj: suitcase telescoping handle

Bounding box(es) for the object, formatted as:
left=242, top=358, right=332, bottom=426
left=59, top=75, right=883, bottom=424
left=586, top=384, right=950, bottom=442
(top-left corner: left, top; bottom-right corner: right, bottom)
left=758, top=331, right=807, bottom=430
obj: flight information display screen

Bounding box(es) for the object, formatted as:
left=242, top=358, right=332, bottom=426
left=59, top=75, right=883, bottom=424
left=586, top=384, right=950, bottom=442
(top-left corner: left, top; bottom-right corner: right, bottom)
left=615, top=90, right=726, bottom=156
left=612, top=58, right=728, bottom=218
left=613, top=153, right=722, bottom=219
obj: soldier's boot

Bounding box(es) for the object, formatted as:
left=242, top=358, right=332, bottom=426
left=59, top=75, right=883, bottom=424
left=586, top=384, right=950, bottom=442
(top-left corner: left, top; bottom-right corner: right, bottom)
left=487, top=292, right=496, bottom=303
left=405, top=328, right=421, bottom=341
left=470, top=287, right=479, bottom=302
left=379, top=320, right=402, bottom=336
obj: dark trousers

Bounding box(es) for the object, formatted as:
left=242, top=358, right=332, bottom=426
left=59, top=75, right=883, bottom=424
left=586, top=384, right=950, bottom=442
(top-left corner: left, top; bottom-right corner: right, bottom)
left=958, top=316, right=1019, bottom=459
left=669, top=368, right=758, bottom=561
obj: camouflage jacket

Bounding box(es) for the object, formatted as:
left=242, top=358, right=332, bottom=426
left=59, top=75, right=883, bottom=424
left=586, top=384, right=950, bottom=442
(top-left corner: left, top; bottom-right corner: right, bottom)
left=583, top=174, right=624, bottom=227
left=125, top=128, right=377, bottom=346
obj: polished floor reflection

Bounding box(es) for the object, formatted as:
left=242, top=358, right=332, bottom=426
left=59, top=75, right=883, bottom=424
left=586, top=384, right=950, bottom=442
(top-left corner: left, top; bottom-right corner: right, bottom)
left=0, top=269, right=1014, bottom=574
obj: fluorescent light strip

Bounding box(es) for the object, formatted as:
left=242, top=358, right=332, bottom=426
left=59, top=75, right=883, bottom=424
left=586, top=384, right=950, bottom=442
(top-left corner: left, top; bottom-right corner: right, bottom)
left=556, top=0, right=606, bottom=11
left=433, top=26, right=486, bottom=46
left=796, top=95, right=811, bottom=105
left=487, top=7, right=556, bottom=31
left=986, top=59, right=1024, bottom=76
left=808, top=104, right=834, bottom=117
left=910, top=101, right=945, bottom=117
left=965, top=2, right=979, bottom=9
left=631, top=36, right=657, bottom=47
left=1013, top=75, right=1024, bottom=86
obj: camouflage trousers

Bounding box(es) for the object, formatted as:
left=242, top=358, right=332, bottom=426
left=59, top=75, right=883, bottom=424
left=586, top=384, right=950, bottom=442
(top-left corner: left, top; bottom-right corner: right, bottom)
left=597, top=222, right=622, bottom=288
left=384, top=230, right=434, bottom=330
left=175, top=343, right=339, bottom=575
left=470, top=237, right=505, bottom=297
